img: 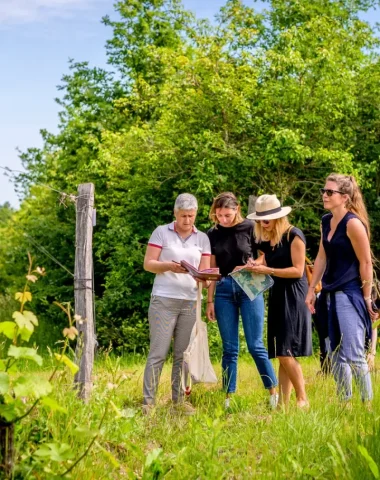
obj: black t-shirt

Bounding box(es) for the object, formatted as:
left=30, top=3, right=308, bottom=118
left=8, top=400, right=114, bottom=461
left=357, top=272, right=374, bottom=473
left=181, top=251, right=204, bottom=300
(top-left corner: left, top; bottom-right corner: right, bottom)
left=207, top=219, right=258, bottom=277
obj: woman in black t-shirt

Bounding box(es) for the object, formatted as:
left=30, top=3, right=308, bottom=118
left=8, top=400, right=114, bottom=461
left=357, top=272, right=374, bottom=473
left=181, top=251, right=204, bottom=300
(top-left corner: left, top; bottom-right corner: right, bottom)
left=206, top=192, right=278, bottom=410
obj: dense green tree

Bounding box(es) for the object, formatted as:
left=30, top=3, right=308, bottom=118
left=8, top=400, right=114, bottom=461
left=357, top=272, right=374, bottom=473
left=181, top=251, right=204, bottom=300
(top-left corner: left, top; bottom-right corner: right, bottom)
left=1, top=0, right=379, bottom=351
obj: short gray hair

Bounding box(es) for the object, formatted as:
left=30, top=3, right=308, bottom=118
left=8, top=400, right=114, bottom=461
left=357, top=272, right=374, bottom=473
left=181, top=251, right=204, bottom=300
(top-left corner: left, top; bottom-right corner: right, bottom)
left=174, top=193, right=198, bottom=212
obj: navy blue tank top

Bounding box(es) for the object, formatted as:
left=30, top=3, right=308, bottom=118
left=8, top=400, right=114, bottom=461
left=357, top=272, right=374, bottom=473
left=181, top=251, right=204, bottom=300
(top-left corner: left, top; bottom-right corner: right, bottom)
left=319, top=211, right=371, bottom=350
left=322, top=211, right=360, bottom=290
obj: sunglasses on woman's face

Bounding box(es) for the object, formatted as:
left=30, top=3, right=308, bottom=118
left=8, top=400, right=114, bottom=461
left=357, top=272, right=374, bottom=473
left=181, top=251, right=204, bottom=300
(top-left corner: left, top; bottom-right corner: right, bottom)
left=320, top=188, right=344, bottom=197
left=255, top=220, right=271, bottom=225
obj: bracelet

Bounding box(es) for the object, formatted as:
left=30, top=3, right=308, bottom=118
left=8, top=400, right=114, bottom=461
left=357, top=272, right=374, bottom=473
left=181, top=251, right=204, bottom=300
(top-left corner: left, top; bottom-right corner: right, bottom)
left=361, top=279, right=372, bottom=287
left=368, top=352, right=376, bottom=357
left=207, top=301, right=214, bottom=303
left=364, top=296, right=372, bottom=301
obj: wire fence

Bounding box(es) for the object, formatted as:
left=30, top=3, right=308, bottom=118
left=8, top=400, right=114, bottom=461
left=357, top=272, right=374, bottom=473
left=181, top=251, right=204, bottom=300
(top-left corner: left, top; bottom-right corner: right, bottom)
left=0, top=165, right=97, bottom=339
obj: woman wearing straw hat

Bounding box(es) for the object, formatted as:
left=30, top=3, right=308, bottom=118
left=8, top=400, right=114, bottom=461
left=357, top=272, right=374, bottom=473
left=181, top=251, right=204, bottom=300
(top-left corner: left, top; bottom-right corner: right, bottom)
left=247, top=195, right=312, bottom=409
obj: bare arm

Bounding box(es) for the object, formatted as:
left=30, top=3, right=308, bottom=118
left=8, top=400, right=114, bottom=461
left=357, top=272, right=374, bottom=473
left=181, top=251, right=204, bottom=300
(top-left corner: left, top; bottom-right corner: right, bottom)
left=367, top=327, right=378, bottom=371
left=249, top=236, right=306, bottom=278
left=347, top=218, right=376, bottom=319
left=308, top=241, right=327, bottom=290
left=370, top=328, right=378, bottom=356
left=198, top=255, right=211, bottom=271
left=347, top=218, right=372, bottom=298
left=305, top=227, right=327, bottom=314
left=143, top=245, right=187, bottom=274
left=195, top=255, right=212, bottom=288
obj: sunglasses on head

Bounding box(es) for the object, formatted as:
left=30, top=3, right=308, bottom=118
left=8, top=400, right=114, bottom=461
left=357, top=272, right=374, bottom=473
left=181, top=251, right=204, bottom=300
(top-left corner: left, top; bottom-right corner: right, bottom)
left=255, top=220, right=271, bottom=225
left=320, top=188, right=344, bottom=197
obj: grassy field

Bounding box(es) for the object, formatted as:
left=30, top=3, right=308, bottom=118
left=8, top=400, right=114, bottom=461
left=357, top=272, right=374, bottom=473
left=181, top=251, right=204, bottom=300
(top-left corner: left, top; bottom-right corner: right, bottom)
left=13, top=353, right=380, bottom=479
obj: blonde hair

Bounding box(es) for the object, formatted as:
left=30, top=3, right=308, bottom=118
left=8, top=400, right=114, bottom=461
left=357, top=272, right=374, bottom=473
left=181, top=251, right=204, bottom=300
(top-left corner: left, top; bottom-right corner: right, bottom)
left=209, top=192, right=243, bottom=227
left=326, top=173, right=370, bottom=240
left=254, top=216, right=291, bottom=246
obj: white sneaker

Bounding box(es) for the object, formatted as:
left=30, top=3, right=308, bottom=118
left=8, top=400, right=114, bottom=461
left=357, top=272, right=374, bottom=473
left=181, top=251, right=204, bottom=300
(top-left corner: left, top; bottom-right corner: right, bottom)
left=269, top=393, right=279, bottom=410
left=224, top=398, right=231, bottom=410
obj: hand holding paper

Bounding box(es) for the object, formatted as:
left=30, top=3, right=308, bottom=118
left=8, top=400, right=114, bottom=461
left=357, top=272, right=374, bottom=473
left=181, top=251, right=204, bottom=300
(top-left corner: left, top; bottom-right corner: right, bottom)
left=229, top=269, right=274, bottom=301
left=179, top=260, right=222, bottom=281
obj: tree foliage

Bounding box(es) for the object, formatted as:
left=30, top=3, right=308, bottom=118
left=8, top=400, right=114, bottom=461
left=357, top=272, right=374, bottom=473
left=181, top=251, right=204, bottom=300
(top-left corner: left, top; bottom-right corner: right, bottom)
left=1, top=0, right=380, bottom=351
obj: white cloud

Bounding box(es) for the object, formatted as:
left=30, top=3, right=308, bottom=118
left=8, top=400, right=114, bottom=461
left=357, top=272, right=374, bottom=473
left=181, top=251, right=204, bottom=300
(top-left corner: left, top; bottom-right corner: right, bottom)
left=0, top=0, right=105, bottom=24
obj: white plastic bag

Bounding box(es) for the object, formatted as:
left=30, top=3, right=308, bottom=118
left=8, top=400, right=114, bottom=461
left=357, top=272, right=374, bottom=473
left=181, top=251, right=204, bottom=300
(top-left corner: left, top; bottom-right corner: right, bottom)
left=182, top=285, right=217, bottom=394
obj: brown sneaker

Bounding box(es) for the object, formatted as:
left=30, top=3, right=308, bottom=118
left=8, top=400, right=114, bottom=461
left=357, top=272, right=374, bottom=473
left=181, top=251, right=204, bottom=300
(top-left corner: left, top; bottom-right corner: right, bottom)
left=173, top=402, right=196, bottom=416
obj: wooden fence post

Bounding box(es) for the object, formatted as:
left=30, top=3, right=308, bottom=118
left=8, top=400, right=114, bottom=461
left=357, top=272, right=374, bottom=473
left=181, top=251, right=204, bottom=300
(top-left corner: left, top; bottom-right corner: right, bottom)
left=74, top=183, right=95, bottom=401
left=0, top=422, right=14, bottom=478
left=248, top=195, right=257, bottom=215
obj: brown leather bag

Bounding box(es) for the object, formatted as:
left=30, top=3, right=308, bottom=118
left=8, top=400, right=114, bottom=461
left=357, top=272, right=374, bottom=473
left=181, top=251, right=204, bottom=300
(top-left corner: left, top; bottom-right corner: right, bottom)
left=305, top=257, right=322, bottom=294
left=287, top=226, right=322, bottom=294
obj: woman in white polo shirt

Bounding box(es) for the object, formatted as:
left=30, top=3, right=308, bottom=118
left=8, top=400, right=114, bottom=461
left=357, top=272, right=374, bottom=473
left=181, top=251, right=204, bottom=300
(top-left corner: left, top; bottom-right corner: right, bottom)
left=142, top=193, right=211, bottom=415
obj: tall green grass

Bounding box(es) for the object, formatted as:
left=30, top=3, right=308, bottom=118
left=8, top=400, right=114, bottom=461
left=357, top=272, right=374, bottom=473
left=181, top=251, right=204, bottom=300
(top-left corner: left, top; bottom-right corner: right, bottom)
left=12, top=355, right=380, bottom=479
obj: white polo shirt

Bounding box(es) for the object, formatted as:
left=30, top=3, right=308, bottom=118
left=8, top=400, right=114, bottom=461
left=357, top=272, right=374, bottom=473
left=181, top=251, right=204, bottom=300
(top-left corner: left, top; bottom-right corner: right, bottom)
left=148, top=222, right=211, bottom=300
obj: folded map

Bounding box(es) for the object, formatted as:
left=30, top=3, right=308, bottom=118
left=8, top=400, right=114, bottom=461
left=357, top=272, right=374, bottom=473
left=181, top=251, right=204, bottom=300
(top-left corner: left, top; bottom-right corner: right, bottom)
left=229, top=268, right=274, bottom=301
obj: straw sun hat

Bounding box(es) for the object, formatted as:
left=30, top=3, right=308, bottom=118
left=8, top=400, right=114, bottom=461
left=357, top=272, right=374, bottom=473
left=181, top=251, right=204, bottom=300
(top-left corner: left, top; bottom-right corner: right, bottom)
left=247, top=195, right=292, bottom=221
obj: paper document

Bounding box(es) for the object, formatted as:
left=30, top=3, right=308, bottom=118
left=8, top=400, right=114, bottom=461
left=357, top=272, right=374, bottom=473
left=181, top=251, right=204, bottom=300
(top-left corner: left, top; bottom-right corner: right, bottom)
left=229, top=269, right=274, bottom=301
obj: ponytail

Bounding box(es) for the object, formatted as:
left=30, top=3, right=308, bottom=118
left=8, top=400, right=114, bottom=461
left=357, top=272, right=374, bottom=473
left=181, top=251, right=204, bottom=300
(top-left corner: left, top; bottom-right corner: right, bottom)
left=326, top=173, right=370, bottom=241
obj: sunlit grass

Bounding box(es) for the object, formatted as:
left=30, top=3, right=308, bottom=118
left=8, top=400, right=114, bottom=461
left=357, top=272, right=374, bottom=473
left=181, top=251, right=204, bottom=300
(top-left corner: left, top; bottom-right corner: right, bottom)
left=14, top=355, right=380, bottom=479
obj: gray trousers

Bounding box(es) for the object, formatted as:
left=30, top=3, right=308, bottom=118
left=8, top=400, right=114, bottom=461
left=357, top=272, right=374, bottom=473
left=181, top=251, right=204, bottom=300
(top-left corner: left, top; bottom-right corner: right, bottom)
left=328, top=292, right=373, bottom=401
left=143, top=295, right=196, bottom=405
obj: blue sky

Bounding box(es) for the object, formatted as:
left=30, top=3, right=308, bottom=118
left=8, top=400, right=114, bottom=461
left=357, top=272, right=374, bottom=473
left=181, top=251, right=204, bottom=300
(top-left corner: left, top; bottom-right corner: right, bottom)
left=0, top=0, right=378, bottom=208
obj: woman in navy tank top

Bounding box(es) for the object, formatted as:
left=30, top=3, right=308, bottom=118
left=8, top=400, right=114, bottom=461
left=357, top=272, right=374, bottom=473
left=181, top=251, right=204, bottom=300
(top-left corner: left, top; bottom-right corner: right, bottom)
left=305, top=174, right=377, bottom=403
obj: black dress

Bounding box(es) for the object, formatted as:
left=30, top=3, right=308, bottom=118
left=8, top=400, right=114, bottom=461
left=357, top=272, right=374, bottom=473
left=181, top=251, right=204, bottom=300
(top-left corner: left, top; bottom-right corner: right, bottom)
left=258, top=227, right=312, bottom=359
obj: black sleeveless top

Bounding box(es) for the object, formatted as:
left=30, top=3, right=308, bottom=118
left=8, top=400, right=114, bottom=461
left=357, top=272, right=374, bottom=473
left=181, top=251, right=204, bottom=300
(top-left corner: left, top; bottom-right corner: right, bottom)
left=318, top=211, right=371, bottom=350
left=322, top=212, right=360, bottom=289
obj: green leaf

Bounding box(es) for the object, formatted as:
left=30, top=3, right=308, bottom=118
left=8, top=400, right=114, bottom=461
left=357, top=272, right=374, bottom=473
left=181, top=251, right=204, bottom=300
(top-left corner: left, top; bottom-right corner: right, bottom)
left=358, top=445, right=379, bottom=479
left=109, top=400, right=122, bottom=418
left=303, top=467, right=322, bottom=477
left=34, top=443, right=75, bottom=462
left=8, top=346, right=43, bottom=366
left=14, top=376, right=52, bottom=398
left=41, top=397, right=67, bottom=414
left=74, top=426, right=98, bottom=438
left=15, top=292, right=32, bottom=304
left=23, top=311, right=38, bottom=326
left=18, top=328, right=33, bottom=342
left=0, top=403, right=19, bottom=422
left=0, top=360, right=6, bottom=372
left=0, top=372, right=10, bottom=395
left=12, top=311, right=36, bottom=341
left=54, top=354, right=79, bottom=375
left=145, top=448, right=163, bottom=468
left=0, top=322, right=17, bottom=340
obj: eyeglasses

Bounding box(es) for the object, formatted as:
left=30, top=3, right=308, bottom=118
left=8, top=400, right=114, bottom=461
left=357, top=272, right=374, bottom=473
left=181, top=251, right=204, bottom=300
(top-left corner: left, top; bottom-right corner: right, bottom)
left=320, top=188, right=344, bottom=197
left=255, top=220, right=271, bottom=225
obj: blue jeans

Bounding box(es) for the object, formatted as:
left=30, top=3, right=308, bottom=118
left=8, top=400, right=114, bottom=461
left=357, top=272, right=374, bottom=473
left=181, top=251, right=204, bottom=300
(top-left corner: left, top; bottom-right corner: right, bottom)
left=327, top=292, right=373, bottom=401
left=215, top=276, right=277, bottom=393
